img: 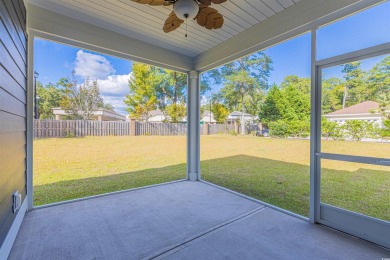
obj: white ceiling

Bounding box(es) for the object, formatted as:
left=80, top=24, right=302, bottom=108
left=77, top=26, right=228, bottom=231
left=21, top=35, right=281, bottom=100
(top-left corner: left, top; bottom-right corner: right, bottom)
left=29, top=0, right=301, bottom=57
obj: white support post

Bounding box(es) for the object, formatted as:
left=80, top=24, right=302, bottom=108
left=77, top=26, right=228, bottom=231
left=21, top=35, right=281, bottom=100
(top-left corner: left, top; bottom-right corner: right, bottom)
left=309, top=28, right=321, bottom=223
left=26, top=33, right=35, bottom=210
left=187, top=70, right=200, bottom=181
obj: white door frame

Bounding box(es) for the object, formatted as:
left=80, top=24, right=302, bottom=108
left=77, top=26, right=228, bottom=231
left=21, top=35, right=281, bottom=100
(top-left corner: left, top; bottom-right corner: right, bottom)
left=311, top=42, right=390, bottom=248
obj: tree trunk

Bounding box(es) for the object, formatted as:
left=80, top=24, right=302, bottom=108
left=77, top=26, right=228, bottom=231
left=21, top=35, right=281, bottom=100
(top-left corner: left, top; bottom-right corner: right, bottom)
left=241, top=94, right=245, bottom=135
left=342, top=86, right=348, bottom=109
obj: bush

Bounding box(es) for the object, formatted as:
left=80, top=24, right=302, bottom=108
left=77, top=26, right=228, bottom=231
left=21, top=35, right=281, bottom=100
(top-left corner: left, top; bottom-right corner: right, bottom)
left=288, top=120, right=310, bottom=138
left=269, top=120, right=289, bottom=138
left=343, top=120, right=375, bottom=141
left=380, top=119, right=390, bottom=140
left=65, top=131, right=75, bottom=138
left=230, top=130, right=238, bottom=136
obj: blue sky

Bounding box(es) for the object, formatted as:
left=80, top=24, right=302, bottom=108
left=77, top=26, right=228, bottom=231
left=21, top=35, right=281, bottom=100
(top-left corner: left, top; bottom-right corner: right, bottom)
left=34, top=1, right=390, bottom=114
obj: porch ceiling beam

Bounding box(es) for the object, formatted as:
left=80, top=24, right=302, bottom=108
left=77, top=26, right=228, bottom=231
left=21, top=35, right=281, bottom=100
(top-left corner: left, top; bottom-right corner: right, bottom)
left=26, top=4, right=193, bottom=73
left=193, top=0, right=384, bottom=72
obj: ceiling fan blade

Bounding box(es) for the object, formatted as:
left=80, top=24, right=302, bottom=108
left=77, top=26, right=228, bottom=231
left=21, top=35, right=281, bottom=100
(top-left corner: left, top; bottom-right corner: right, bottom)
left=195, top=6, right=224, bottom=30
left=163, top=12, right=184, bottom=33
left=211, top=0, right=227, bottom=4
left=198, top=0, right=211, bottom=6
left=131, top=0, right=172, bottom=6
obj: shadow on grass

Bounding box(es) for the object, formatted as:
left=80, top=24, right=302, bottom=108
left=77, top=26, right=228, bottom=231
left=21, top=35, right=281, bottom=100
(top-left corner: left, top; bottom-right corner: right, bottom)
left=34, top=155, right=389, bottom=221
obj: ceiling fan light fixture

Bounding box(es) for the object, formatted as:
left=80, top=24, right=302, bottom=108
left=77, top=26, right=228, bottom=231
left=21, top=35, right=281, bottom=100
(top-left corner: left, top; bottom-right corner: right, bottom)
left=173, top=0, right=199, bottom=20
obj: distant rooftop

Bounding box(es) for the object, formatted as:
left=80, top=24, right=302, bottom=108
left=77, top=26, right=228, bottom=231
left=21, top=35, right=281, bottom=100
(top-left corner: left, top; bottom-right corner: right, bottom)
left=326, top=101, right=380, bottom=116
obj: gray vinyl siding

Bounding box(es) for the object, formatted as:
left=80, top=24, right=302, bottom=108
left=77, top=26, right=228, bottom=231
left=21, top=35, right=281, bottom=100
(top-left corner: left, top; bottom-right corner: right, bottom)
left=0, top=0, right=27, bottom=247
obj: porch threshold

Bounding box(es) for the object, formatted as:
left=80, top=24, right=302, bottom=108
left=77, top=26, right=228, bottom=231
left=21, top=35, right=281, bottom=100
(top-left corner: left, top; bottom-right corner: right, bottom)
left=10, top=181, right=389, bottom=259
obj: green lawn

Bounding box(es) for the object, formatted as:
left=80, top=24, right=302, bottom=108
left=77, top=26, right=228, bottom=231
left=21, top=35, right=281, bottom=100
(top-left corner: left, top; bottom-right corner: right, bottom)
left=33, top=135, right=389, bottom=221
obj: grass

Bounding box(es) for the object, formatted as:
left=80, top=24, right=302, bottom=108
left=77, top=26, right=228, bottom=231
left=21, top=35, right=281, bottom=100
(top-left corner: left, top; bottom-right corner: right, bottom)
left=34, top=135, right=389, bottom=221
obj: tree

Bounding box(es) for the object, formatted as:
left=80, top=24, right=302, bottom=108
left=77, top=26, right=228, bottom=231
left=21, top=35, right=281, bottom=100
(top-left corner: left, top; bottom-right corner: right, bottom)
left=60, top=77, right=103, bottom=120
left=101, top=103, right=114, bottom=111
left=211, top=103, right=229, bottom=123
left=367, top=56, right=390, bottom=101
left=124, top=63, right=158, bottom=121
left=281, top=80, right=310, bottom=121
left=259, top=85, right=288, bottom=126
left=223, top=70, right=259, bottom=134
left=341, top=62, right=365, bottom=109
left=212, top=51, right=273, bottom=134
left=209, top=51, right=273, bottom=88
left=155, top=69, right=187, bottom=110
left=322, top=77, right=344, bottom=114
left=36, top=81, right=64, bottom=119
left=164, top=103, right=186, bottom=123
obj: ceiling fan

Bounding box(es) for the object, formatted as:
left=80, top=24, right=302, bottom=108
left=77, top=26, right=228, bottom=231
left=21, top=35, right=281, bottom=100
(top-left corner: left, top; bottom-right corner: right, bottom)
left=131, top=0, right=226, bottom=35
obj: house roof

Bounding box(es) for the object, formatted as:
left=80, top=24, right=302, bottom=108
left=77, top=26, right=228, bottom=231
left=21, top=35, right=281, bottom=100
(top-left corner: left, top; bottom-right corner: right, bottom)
left=229, top=111, right=253, bottom=117
left=52, top=107, right=126, bottom=121
left=148, top=109, right=164, bottom=116
left=326, top=101, right=380, bottom=116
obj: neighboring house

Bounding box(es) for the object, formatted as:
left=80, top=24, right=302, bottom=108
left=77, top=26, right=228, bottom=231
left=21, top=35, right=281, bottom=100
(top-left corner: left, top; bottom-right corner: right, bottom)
left=324, top=101, right=383, bottom=127
left=146, top=109, right=217, bottom=124
left=52, top=107, right=126, bottom=121
left=201, top=110, right=217, bottom=124
left=148, top=109, right=166, bottom=123
left=227, top=111, right=258, bottom=124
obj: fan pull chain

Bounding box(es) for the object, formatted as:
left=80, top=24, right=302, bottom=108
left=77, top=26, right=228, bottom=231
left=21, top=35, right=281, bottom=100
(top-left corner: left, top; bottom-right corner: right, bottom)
left=184, top=13, right=189, bottom=38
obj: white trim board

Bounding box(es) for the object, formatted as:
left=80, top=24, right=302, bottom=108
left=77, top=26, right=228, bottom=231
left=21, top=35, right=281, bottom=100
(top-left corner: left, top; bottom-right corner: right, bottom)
left=0, top=198, right=27, bottom=259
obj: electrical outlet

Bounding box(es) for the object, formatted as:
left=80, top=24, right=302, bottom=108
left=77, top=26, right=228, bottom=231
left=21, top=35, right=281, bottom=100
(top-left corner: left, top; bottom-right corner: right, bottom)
left=12, top=191, right=22, bottom=213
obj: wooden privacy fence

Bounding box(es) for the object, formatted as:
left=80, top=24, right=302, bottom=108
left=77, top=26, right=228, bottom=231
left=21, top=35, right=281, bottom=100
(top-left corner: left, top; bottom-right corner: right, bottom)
left=34, top=120, right=239, bottom=138
left=135, top=121, right=187, bottom=136
left=34, top=120, right=130, bottom=138
left=208, top=124, right=235, bottom=135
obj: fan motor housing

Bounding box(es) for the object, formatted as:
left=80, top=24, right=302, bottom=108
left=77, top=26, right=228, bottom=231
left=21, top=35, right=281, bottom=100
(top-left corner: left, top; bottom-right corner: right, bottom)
left=173, top=0, right=199, bottom=20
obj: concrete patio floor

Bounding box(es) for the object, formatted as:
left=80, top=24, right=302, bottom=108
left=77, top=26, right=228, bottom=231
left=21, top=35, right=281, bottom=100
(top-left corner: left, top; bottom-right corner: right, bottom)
left=10, top=181, right=389, bottom=259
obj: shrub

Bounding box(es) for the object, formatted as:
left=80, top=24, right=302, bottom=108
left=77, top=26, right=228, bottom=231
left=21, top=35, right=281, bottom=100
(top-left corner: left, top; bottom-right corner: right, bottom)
left=343, top=120, right=375, bottom=141
left=230, top=130, right=238, bottom=136
left=269, top=120, right=289, bottom=138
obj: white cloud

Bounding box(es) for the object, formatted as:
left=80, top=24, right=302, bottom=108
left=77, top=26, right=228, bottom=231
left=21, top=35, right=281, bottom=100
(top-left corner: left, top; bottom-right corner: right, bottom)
left=74, top=50, right=116, bottom=80
left=72, top=50, right=134, bottom=115
left=97, top=73, right=133, bottom=115
left=97, top=73, right=133, bottom=97
left=102, top=95, right=128, bottom=115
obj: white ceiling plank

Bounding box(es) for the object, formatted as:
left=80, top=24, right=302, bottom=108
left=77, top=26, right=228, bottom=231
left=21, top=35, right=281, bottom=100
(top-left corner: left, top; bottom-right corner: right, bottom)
left=73, top=0, right=209, bottom=52
left=27, top=4, right=194, bottom=71
left=262, top=0, right=285, bottom=13
left=245, top=0, right=276, bottom=17
left=218, top=2, right=260, bottom=26
left=30, top=0, right=194, bottom=56
left=114, top=0, right=228, bottom=43
left=153, top=3, right=236, bottom=39
left=29, top=0, right=308, bottom=58
left=238, top=1, right=267, bottom=21
left=46, top=0, right=199, bottom=56
left=277, top=0, right=295, bottom=9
